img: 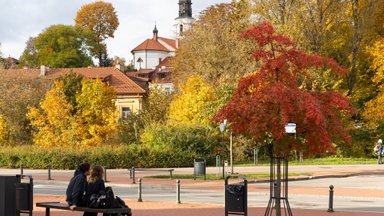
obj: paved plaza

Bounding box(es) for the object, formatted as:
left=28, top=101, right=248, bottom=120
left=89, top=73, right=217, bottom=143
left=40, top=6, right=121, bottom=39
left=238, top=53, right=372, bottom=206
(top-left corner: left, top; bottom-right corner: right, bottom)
left=1, top=164, right=384, bottom=215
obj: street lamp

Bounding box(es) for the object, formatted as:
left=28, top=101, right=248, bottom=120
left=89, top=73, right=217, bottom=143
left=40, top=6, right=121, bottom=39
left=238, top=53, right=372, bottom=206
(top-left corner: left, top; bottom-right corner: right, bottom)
left=219, top=119, right=227, bottom=179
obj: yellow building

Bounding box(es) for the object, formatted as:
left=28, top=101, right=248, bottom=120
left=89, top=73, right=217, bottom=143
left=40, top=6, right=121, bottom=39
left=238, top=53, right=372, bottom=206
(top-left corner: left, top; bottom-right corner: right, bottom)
left=0, top=66, right=146, bottom=119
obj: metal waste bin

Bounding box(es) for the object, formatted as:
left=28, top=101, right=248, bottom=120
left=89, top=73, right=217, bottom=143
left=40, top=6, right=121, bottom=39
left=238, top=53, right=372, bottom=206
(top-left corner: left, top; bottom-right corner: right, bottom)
left=194, top=158, right=206, bottom=180
left=0, top=175, right=19, bottom=216
left=15, top=175, right=33, bottom=216
left=225, top=176, right=247, bottom=216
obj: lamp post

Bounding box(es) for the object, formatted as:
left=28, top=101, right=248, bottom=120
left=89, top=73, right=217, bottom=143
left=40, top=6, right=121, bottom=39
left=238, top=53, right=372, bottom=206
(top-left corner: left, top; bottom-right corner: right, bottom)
left=219, top=119, right=227, bottom=179
left=265, top=122, right=296, bottom=216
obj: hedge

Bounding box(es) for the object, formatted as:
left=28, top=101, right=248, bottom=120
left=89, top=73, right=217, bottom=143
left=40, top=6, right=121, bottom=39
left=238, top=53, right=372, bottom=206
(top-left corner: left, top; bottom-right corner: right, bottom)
left=0, top=145, right=215, bottom=169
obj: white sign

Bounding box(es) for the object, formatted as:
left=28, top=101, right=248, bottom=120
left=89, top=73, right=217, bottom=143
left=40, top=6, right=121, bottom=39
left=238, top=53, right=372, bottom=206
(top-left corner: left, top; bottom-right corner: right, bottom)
left=285, top=123, right=296, bottom=134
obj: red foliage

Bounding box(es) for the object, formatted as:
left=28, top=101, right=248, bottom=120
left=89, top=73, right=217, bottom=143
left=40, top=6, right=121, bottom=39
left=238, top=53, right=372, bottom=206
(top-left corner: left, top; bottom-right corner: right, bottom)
left=214, top=21, right=352, bottom=155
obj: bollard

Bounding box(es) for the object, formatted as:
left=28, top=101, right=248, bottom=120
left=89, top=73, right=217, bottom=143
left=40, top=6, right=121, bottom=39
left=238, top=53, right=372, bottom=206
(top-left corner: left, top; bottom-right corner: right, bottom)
left=138, top=178, right=143, bottom=202
left=103, top=166, right=108, bottom=182
left=20, top=165, right=24, bottom=175
left=131, top=167, right=136, bottom=184
left=328, top=185, right=334, bottom=212
left=48, top=164, right=52, bottom=180
left=176, top=179, right=181, bottom=204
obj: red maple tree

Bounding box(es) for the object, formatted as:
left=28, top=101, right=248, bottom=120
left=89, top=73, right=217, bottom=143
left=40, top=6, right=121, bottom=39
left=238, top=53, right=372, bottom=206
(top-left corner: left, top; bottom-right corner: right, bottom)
left=214, top=22, right=353, bottom=155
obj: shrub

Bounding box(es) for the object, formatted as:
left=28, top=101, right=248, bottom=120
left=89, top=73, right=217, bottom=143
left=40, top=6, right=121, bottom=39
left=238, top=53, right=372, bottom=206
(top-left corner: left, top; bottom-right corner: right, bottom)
left=0, top=143, right=215, bottom=169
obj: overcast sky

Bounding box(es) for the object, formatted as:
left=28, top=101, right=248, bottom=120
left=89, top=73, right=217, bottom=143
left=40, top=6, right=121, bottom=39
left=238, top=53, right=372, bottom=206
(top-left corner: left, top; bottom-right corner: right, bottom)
left=0, top=0, right=231, bottom=63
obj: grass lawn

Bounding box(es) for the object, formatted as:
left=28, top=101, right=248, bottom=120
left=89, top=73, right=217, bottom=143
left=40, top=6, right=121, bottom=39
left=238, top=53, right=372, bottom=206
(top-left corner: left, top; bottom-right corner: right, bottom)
left=239, top=157, right=377, bottom=166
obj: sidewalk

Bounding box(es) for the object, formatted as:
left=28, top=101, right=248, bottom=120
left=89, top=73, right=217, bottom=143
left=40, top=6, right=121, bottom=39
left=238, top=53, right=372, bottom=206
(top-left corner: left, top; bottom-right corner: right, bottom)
left=2, top=164, right=383, bottom=215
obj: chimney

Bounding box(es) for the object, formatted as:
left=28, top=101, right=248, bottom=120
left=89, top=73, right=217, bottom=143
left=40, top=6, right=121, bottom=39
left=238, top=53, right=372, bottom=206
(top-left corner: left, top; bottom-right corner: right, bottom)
left=115, top=64, right=125, bottom=72
left=40, top=65, right=46, bottom=76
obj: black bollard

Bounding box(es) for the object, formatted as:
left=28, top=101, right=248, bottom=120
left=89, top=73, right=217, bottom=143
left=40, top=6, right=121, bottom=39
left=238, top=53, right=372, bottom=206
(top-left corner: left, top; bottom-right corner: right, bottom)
left=20, top=165, right=24, bottom=175
left=176, top=179, right=181, bottom=204
left=328, top=185, right=334, bottom=212
left=48, top=164, right=52, bottom=180
left=138, top=178, right=143, bottom=202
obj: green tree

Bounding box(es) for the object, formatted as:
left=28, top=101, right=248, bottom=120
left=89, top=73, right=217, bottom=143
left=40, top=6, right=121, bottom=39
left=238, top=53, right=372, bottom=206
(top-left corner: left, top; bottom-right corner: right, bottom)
left=75, top=1, right=119, bottom=67
left=19, top=25, right=94, bottom=68
left=59, top=72, right=84, bottom=114
left=116, top=85, right=173, bottom=145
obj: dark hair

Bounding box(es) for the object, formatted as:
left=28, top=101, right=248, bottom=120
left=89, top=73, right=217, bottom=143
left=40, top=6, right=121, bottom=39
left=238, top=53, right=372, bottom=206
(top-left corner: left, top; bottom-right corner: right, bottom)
left=78, top=163, right=91, bottom=173
left=88, top=165, right=104, bottom=183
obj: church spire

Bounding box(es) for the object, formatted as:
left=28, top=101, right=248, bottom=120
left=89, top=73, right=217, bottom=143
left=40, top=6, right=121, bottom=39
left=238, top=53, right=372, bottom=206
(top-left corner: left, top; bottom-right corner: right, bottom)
left=178, top=0, right=192, bottom=18
left=175, top=0, right=194, bottom=38
left=153, top=25, right=158, bottom=40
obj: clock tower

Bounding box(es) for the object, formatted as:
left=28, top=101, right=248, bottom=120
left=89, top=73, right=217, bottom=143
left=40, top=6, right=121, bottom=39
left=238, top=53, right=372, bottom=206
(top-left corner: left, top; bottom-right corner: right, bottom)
left=175, top=0, right=194, bottom=38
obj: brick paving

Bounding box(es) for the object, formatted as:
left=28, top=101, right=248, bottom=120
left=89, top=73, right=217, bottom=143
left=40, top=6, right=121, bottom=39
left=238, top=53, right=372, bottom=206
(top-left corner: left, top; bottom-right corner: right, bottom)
left=2, top=164, right=384, bottom=216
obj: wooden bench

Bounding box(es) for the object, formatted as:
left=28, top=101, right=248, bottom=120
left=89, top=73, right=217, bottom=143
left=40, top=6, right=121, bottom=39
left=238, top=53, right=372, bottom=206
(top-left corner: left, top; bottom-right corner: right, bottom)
left=36, top=202, right=131, bottom=216
left=128, top=167, right=174, bottom=183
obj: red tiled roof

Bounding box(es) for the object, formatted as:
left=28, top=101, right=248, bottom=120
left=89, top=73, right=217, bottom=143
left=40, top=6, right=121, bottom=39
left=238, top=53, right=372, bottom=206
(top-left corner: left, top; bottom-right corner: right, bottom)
left=0, top=67, right=146, bottom=95
left=131, top=39, right=169, bottom=52
left=157, top=57, right=174, bottom=68
left=158, top=37, right=177, bottom=50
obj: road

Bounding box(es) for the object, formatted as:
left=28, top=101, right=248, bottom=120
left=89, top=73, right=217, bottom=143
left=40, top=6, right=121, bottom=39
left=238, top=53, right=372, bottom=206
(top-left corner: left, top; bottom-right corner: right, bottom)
left=33, top=175, right=384, bottom=214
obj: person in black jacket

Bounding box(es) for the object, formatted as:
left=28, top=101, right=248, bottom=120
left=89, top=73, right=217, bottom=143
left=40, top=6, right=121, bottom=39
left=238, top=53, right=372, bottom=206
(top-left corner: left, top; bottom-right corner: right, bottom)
left=66, top=163, right=91, bottom=210
left=84, top=165, right=106, bottom=216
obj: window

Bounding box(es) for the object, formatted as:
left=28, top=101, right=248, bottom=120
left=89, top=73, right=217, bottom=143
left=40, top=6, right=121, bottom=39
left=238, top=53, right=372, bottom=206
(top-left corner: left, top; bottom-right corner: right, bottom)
left=180, top=24, right=183, bottom=33
left=122, top=107, right=131, bottom=119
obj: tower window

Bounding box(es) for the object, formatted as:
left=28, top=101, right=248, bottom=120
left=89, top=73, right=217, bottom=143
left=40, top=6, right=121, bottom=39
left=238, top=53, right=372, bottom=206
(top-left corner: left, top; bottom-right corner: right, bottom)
left=180, top=24, right=183, bottom=33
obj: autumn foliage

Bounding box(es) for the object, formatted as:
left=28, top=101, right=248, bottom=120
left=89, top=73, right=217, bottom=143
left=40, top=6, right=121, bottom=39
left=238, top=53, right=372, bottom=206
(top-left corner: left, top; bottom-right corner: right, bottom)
left=214, top=22, right=353, bottom=155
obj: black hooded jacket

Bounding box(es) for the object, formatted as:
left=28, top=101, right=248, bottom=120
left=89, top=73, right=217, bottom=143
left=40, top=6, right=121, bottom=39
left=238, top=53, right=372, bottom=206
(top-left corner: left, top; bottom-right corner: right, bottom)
left=66, top=169, right=88, bottom=206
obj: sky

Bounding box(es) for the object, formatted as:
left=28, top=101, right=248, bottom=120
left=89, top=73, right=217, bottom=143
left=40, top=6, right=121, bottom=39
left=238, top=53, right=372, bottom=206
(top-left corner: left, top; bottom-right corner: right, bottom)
left=0, top=0, right=231, bottom=63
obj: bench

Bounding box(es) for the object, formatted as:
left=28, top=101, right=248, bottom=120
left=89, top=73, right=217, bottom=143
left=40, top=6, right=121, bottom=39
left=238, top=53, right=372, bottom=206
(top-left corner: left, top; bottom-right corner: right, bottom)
left=36, top=202, right=131, bottom=216
left=128, top=167, right=174, bottom=183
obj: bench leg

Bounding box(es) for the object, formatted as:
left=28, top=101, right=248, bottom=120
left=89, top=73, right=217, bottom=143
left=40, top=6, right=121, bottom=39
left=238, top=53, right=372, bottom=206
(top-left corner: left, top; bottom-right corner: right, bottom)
left=170, top=171, right=173, bottom=179
left=45, top=207, right=50, bottom=216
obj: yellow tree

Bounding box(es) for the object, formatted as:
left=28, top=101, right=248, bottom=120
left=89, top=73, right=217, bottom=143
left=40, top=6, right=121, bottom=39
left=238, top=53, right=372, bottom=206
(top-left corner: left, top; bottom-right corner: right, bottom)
left=75, top=1, right=119, bottom=66
left=0, top=114, right=7, bottom=145
left=362, top=38, right=384, bottom=127
left=167, top=75, right=215, bottom=126
left=75, top=79, right=117, bottom=146
left=28, top=79, right=117, bottom=147
left=27, top=81, right=75, bottom=147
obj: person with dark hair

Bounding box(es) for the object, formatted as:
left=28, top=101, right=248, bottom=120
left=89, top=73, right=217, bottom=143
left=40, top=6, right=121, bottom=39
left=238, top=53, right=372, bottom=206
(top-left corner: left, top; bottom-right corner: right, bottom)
left=66, top=162, right=91, bottom=210
left=84, top=165, right=106, bottom=216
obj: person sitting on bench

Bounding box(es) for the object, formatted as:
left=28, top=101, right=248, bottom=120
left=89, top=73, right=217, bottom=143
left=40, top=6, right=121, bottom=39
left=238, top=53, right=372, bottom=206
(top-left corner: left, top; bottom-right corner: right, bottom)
left=66, top=163, right=91, bottom=210
left=84, top=165, right=107, bottom=216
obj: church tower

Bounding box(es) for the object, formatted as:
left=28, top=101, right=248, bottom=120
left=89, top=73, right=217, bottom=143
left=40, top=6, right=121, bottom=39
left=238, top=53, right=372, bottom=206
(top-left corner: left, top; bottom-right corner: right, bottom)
left=175, top=0, right=194, bottom=38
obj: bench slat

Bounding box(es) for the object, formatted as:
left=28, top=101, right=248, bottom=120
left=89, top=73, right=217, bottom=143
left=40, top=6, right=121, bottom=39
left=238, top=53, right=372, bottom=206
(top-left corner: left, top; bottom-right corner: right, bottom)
left=36, top=202, right=131, bottom=213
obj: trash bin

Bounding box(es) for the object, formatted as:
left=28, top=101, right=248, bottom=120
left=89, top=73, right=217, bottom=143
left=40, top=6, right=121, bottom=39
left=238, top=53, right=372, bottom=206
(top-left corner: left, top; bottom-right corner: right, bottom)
left=225, top=176, right=247, bottom=216
left=0, top=175, right=19, bottom=216
left=15, top=175, right=33, bottom=216
left=194, top=158, right=206, bottom=180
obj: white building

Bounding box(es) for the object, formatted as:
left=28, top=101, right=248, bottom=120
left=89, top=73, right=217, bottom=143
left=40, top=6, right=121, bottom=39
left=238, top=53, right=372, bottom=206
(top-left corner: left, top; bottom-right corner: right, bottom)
left=129, top=0, right=195, bottom=94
